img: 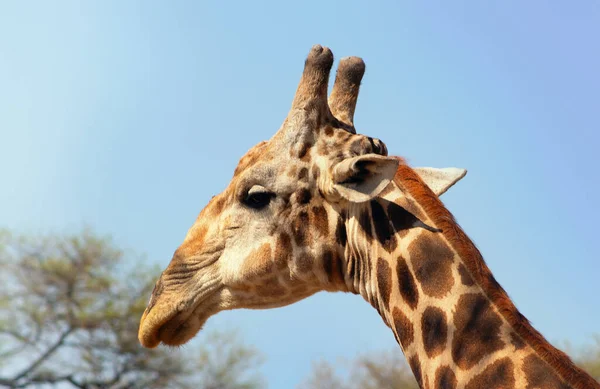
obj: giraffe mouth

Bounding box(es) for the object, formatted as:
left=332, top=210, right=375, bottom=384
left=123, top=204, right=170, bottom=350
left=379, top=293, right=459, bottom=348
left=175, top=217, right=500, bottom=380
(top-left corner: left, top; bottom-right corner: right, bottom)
left=138, top=283, right=222, bottom=348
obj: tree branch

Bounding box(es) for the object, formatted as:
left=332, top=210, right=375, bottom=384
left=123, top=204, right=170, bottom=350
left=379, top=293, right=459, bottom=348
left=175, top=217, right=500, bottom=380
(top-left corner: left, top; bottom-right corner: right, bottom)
left=12, top=326, right=74, bottom=382
left=0, top=345, right=26, bottom=360
left=0, top=328, right=30, bottom=344
left=17, top=374, right=85, bottom=389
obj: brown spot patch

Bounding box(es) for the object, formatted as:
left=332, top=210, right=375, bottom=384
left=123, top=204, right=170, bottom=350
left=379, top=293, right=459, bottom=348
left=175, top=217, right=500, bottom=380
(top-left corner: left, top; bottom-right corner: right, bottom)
left=376, top=258, right=392, bottom=310
left=274, top=233, right=292, bottom=269
left=452, top=293, right=504, bottom=369
left=347, top=253, right=360, bottom=285
left=311, top=206, right=328, bottom=236
left=350, top=138, right=365, bottom=155
left=396, top=256, right=419, bottom=310
left=421, top=306, right=448, bottom=358
left=287, top=165, right=298, bottom=178
left=408, top=234, right=455, bottom=298
left=510, top=332, right=526, bottom=350
left=335, top=216, right=347, bottom=247
left=242, top=243, right=273, bottom=278
left=322, top=249, right=333, bottom=277
left=523, top=354, right=571, bottom=389
left=370, top=200, right=397, bottom=252
left=295, top=188, right=312, bottom=205
left=322, top=248, right=344, bottom=286
left=292, top=211, right=310, bottom=246
left=256, top=276, right=286, bottom=297
left=434, top=366, right=457, bottom=389
left=297, top=252, right=314, bottom=273
left=457, top=263, right=475, bottom=286
left=297, top=142, right=311, bottom=161
left=324, top=126, right=334, bottom=136
left=465, top=357, right=515, bottom=389
left=298, top=167, right=308, bottom=181
left=408, top=355, right=423, bottom=388
left=392, top=307, right=414, bottom=348
left=358, top=209, right=374, bottom=243
left=387, top=201, right=422, bottom=238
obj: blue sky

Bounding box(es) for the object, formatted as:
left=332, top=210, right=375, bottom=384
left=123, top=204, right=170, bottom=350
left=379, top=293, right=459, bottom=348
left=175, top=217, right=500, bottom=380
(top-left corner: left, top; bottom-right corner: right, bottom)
left=1, top=1, right=599, bottom=387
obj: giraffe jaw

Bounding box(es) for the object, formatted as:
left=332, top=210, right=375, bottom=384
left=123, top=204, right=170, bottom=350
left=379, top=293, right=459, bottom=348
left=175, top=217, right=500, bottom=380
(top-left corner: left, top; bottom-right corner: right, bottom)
left=138, top=286, right=222, bottom=348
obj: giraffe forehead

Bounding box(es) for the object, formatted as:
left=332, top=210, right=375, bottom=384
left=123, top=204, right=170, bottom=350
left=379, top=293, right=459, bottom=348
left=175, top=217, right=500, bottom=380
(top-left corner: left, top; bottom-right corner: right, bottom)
left=231, top=146, right=314, bottom=193
left=230, top=159, right=303, bottom=199
left=233, top=139, right=303, bottom=176
left=233, top=140, right=270, bottom=177
left=231, top=123, right=376, bottom=185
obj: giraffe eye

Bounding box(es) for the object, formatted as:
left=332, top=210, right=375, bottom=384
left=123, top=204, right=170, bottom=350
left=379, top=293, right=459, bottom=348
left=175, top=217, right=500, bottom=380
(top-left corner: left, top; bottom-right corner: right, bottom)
left=243, top=186, right=275, bottom=210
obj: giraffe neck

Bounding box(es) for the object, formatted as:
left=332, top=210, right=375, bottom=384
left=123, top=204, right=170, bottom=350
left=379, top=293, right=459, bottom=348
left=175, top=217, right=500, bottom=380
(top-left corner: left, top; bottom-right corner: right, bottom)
left=333, top=164, right=598, bottom=389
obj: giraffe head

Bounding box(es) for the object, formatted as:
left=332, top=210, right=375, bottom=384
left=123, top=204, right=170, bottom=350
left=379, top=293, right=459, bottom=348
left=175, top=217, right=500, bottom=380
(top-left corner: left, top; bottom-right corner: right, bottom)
left=138, top=45, right=466, bottom=349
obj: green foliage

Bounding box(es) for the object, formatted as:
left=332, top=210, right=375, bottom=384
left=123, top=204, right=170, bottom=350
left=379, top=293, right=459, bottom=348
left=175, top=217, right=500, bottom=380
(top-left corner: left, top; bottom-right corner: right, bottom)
left=300, top=360, right=346, bottom=389
left=0, top=229, right=264, bottom=389
left=195, top=330, right=266, bottom=389
left=573, top=336, right=600, bottom=382
left=299, top=350, right=418, bottom=389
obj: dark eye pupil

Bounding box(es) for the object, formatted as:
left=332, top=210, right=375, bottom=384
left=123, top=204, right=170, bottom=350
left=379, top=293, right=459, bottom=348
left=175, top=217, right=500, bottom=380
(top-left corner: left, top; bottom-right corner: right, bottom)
left=244, top=191, right=274, bottom=209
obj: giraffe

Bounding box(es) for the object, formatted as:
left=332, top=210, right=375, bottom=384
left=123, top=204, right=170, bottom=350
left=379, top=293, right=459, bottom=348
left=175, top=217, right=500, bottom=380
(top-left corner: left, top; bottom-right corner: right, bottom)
left=138, top=45, right=599, bottom=389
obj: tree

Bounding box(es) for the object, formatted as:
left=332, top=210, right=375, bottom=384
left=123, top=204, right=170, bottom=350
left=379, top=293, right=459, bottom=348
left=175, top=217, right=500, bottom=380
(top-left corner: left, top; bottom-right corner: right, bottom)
left=299, top=360, right=346, bottom=389
left=195, top=330, right=265, bottom=389
left=572, top=336, right=600, bottom=383
left=0, top=229, right=263, bottom=389
left=299, top=350, right=418, bottom=389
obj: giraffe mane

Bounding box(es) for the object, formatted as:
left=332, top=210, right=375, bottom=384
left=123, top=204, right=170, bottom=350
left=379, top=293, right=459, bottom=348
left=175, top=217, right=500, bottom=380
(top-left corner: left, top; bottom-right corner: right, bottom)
left=393, top=160, right=597, bottom=389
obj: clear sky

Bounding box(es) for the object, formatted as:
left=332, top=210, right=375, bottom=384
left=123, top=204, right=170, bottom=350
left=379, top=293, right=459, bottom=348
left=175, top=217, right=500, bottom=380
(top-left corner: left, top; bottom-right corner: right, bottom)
left=1, top=1, right=599, bottom=387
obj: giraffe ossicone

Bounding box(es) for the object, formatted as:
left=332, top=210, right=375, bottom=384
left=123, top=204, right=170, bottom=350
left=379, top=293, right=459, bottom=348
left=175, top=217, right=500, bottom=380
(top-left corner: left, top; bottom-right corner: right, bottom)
left=138, top=45, right=599, bottom=389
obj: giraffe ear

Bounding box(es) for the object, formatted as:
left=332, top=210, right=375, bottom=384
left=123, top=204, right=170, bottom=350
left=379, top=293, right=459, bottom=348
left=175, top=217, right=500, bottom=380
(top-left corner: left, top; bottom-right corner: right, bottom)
left=331, top=154, right=400, bottom=203
left=413, top=167, right=467, bottom=196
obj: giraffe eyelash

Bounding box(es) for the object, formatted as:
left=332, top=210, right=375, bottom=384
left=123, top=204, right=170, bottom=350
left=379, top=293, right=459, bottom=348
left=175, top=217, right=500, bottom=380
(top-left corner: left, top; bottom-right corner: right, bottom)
left=242, top=186, right=276, bottom=210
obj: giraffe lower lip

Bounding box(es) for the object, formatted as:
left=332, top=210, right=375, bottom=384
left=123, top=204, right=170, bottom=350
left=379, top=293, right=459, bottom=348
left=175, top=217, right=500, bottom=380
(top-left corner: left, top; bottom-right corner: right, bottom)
left=139, top=278, right=223, bottom=348
left=150, top=296, right=218, bottom=347
left=156, top=313, right=209, bottom=346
